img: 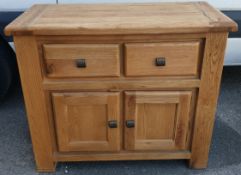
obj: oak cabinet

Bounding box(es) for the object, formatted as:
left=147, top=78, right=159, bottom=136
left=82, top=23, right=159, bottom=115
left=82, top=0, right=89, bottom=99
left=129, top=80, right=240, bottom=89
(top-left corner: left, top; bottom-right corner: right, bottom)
left=5, top=2, right=237, bottom=172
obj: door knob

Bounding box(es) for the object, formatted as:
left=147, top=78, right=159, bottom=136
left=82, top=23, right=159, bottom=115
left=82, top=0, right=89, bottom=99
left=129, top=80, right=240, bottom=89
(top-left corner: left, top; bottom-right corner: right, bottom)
left=155, top=57, right=166, bottom=66
left=108, top=120, right=118, bottom=128
left=126, top=120, right=135, bottom=128
left=76, top=59, right=86, bottom=68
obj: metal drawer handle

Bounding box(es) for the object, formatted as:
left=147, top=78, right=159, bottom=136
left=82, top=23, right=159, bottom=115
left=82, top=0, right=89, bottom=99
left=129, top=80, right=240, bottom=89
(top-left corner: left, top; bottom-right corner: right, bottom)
left=126, top=120, right=135, bottom=128
left=76, top=59, right=86, bottom=68
left=108, top=120, right=118, bottom=128
left=155, top=57, right=166, bottom=66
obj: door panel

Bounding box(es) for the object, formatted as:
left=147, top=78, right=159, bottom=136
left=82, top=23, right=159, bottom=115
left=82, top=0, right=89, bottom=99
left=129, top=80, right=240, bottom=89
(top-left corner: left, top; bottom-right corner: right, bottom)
left=52, top=92, right=120, bottom=152
left=67, top=105, right=107, bottom=142
left=136, top=103, right=177, bottom=140
left=125, top=91, right=192, bottom=151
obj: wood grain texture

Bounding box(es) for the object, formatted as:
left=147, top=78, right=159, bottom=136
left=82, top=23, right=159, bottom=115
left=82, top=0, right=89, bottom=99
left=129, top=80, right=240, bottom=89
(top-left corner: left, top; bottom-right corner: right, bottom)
left=124, top=91, right=192, bottom=151
left=13, top=36, right=56, bottom=172
left=5, top=2, right=237, bottom=36
left=125, top=41, right=201, bottom=77
left=54, top=151, right=191, bottom=162
left=189, top=32, right=228, bottom=169
left=43, top=79, right=201, bottom=90
left=37, top=33, right=207, bottom=43
left=43, top=44, right=120, bottom=77
left=52, top=92, right=120, bottom=152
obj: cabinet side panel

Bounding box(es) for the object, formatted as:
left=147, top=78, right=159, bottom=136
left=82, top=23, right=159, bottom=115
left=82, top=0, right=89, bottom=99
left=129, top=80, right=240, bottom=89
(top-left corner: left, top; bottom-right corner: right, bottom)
left=190, top=32, right=228, bottom=169
left=14, top=36, right=56, bottom=172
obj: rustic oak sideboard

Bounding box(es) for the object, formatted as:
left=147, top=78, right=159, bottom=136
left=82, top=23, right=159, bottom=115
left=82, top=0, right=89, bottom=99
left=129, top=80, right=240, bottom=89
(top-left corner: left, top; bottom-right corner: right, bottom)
left=5, top=2, right=237, bottom=172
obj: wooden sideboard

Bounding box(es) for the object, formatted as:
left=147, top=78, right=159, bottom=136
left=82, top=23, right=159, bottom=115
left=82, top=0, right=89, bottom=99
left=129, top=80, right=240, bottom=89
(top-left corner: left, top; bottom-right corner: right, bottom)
left=5, top=2, right=237, bottom=172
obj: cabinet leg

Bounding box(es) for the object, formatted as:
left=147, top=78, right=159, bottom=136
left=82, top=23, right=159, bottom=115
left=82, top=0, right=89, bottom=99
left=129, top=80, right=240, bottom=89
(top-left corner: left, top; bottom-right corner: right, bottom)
left=188, top=158, right=208, bottom=169
left=14, top=36, right=57, bottom=173
left=188, top=33, right=228, bottom=170
left=36, top=161, right=57, bottom=173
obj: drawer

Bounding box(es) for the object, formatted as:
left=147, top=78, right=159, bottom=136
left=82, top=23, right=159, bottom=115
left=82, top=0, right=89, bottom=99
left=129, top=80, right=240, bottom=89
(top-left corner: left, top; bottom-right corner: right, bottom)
left=125, top=41, right=201, bottom=77
left=43, top=44, right=120, bottom=78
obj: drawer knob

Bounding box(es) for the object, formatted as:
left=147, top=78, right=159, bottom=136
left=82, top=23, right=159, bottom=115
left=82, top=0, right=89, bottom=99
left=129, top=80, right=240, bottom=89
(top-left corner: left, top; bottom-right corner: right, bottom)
left=155, top=57, right=166, bottom=66
left=108, top=120, right=118, bottom=128
left=126, top=120, right=135, bottom=128
left=76, top=59, right=86, bottom=68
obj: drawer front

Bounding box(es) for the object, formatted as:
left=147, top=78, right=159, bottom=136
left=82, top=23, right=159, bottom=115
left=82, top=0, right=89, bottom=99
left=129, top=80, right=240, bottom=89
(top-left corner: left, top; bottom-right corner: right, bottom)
left=52, top=92, right=120, bottom=152
left=125, top=91, right=192, bottom=151
left=43, top=44, right=120, bottom=78
left=125, top=41, right=201, bottom=77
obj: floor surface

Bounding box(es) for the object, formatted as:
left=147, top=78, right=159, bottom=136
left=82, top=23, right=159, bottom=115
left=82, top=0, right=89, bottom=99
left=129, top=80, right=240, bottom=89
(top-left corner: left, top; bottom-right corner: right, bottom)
left=0, top=66, right=241, bottom=175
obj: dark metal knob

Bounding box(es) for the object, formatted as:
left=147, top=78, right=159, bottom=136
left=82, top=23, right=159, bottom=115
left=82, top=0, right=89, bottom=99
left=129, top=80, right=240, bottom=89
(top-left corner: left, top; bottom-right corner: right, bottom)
left=76, top=59, right=86, bottom=68
left=155, top=57, right=166, bottom=66
left=126, top=120, right=135, bottom=128
left=108, top=120, right=118, bottom=128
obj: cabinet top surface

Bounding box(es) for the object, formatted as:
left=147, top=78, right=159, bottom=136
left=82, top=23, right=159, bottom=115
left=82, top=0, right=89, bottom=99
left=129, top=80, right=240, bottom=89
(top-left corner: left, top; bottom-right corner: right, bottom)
left=5, top=2, right=237, bottom=36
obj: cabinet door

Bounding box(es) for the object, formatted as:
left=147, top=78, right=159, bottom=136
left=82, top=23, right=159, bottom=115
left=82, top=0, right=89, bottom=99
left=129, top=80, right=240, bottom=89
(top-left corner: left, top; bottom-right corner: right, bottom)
left=52, top=92, right=120, bottom=152
left=125, top=91, right=192, bottom=151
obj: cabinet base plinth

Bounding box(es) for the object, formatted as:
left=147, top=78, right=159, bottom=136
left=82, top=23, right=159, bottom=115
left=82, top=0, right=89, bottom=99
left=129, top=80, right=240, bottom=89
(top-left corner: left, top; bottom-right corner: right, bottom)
left=53, top=151, right=191, bottom=162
